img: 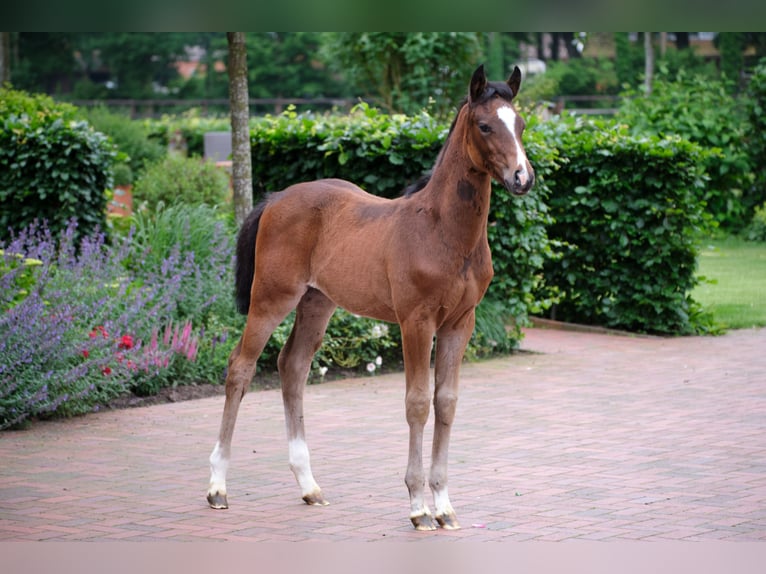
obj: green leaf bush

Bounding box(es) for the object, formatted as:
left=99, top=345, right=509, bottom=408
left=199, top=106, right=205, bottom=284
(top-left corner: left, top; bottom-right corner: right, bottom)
left=744, top=57, right=766, bottom=220
left=79, top=106, right=166, bottom=183
left=0, top=87, right=116, bottom=244
left=617, top=69, right=755, bottom=230
left=132, top=154, right=231, bottom=212
left=535, top=115, right=714, bottom=334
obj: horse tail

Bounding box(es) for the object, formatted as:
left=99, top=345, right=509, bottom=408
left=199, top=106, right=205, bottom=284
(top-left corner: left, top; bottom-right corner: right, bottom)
left=234, top=199, right=269, bottom=315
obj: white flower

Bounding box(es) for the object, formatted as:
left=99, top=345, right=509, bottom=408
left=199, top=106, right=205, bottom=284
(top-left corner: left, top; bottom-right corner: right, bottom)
left=371, top=324, right=389, bottom=339
left=375, top=356, right=382, bottom=366
left=318, top=366, right=328, bottom=377
left=366, top=362, right=376, bottom=373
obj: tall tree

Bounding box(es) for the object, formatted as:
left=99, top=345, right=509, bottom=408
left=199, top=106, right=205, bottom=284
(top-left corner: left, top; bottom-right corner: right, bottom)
left=227, top=32, right=253, bottom=227
left=322, top=33, right=482, bottom=116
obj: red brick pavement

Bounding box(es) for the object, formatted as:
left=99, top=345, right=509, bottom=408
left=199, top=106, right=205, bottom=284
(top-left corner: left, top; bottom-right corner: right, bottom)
left=1, top=326, right=765, bottom=541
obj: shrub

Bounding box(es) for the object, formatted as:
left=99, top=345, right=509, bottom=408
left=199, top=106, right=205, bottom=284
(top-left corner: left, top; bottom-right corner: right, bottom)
left=128, top=203, right=238, bottom=327
left=0, top=87, right=115, bottom=244
left=744, top=57, right=766, bottom=213
left=743, top=202, right=766, bottom=242
left=250, top=103, right=444, bottom=200
left=79, top=106, right=166, bottom=182
left=617, top=69, right=755, bottom=229
left=535, top=114, right=714, bottom=334
left=132, top=154, right=231, bottom=211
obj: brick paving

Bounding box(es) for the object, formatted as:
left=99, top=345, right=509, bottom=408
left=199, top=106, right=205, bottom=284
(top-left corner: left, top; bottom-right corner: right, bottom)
left=1, top=326, right=765, bottom=541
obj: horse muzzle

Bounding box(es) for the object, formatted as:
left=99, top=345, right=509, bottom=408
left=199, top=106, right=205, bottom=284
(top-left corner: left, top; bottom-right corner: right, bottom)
left=504, top=168, right=534, bottom=196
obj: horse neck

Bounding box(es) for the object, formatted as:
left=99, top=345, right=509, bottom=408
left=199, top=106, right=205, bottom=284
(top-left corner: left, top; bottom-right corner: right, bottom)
left=422, top=111, right=492, bottom=254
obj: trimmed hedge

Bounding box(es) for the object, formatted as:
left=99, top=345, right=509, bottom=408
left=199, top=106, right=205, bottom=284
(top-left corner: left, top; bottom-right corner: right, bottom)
left=0, top=88, right=115, bottom=243
left=535, top=115, right=713, bottom=334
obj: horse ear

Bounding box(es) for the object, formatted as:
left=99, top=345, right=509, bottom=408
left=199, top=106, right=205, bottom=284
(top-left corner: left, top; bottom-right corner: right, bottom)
left=469, top=64, right=487, bottom=103
left=507, top=66, right=522, bottom=99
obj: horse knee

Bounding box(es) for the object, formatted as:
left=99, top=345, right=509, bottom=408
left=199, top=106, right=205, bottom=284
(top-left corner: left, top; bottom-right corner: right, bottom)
left=225, top=359, right=254, bottom=402
left=406, top=392, right=431, bottom=426
left=433, top=391, right=458, bottom=425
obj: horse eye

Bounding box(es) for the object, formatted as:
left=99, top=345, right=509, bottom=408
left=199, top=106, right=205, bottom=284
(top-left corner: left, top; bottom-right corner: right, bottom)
left=478, top=123, right=492, bottom=134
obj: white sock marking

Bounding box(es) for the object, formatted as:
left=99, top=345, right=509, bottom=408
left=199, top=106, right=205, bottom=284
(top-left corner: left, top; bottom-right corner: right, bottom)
left=208, top=441, right=228, bottom=494
left=433, top=487, right=454, bottom=517
left=288, top=438, right=320, bottom=496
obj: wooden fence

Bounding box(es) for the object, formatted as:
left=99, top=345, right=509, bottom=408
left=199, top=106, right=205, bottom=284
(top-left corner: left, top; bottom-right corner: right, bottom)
left=70, top=97, right=359, bottom=119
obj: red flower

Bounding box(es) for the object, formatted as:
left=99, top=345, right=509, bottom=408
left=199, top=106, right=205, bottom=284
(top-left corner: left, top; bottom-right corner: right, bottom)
left=81, top=349, right=89, bottom=359
left=118, top=334, right=134, bottom=350
left=89, top=325, right=108, bottom=339
left=102, top=366, right=112, bottom=376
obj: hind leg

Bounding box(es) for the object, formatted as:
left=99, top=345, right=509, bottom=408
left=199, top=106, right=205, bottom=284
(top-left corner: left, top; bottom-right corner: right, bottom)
left=278, top=288, right=336, bottom=506
left=207, top=288, right=304, bottom=510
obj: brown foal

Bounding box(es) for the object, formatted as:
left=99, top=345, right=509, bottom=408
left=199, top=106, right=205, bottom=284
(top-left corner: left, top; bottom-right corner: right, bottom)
left=207, top=64, right=534, bottom=530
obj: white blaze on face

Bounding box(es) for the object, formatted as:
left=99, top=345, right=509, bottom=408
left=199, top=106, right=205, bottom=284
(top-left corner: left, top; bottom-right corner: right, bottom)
left=497, top=105, right=529, bottom=184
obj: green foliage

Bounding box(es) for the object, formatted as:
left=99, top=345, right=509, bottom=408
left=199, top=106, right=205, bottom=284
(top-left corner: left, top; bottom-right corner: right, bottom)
left=742, top=202, right=766, bottom=242
left=717, top=33, right=747, bottom=89
left=745, top=57, right=766, bottom=212
left=617, top=69, right=755, bottom=229
left=250, top=103, right=446, bottom=200
left=322, top=33, right=483, bottom=116
left=0, top=87, right=115, bottom=244
left=79, top=106, right=166, bottom=181
left=535, top=114, right=714, bottom=334
left=545, top=58, right=620, bottom=97
left=613, top=32, right=644, bottom=88
left=0, top=249, right=42, bottom=309
left=128, top=203, right=239, bottom=326
left=143, top=110, right=231, bottom=157
left=132, top=154, right=231, bottom=212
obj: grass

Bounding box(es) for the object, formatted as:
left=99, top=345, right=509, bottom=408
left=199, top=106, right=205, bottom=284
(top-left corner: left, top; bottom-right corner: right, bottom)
left=694, top=236, right=766, bottom=329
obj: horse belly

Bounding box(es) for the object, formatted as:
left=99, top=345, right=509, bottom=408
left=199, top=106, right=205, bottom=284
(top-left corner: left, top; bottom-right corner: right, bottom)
left=310, top=241, right=397, bottom=323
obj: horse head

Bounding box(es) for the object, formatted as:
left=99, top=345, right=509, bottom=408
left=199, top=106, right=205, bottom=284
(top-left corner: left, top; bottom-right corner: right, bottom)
left=465, top=64, right=535, bottom=196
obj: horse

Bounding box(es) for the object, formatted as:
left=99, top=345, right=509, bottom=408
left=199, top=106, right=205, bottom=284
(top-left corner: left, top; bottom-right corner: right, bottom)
left=206, top=64, right=535, bottom=531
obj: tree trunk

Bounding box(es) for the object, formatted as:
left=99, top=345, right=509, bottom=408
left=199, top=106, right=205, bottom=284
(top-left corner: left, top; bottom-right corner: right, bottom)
left=644, top=32, right=654, bottom=95
left=227, top=32, right=253, bottom=227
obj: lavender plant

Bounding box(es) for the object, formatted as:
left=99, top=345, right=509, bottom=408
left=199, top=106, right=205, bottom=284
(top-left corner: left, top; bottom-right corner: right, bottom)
left=0, top=218, right=218, bottom=429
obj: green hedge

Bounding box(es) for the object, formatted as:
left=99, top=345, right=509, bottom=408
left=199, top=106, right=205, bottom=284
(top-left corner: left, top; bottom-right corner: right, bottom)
left=745, top=57, right=766, bottom=219
left=0, top=87, right=115, bottom=243
left=536, top=115, right=713, bottom=334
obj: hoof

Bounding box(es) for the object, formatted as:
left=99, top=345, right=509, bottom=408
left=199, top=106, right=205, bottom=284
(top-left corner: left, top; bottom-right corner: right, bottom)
left=302, top=491, right=329, bottom=506
left=207, top=491, right=229, bottom=509
left=436, top=513, right=461, bottom=530
left=410, top=513, right=437, bottom=531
